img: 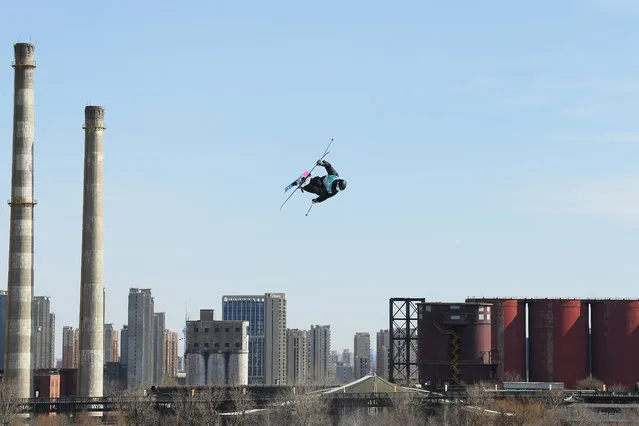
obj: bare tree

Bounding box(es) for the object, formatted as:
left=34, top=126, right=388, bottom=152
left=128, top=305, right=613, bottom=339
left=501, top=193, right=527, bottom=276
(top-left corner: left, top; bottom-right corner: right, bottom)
left=388, top=391, right=423, bottom=426
left=75, top=415, right=104, bottom=426
left=104, top=378, right=125, bottom=397
left=196, top=386, right=225, bottom=425
left=0, top=378, right=23, bottom=425
left=576, top=377, right=605, bottom=391
left=33, top=415, right=62, bottom=426
left=540, top=388, right=566, bottom=411
left=223, top=385, right=256, bottom=426
left=492, top=397, right=546, bottom=426
left=502, top=371, right=524, bottom=382
left=465, top=381, right=495, bottom=408
left=171, top=388, right=202, bottom=426
left=543, top=405, right=605, bottom=425
left=335, top=408, right=370, bottom=426
left=113, top=385, right=161, bottom=426
left=607, top=383, right=630, bottom=393
left=463, top=381, right=496, bottom=424
left=162, top=376, right=179, bottom=387
left=289, top=390, right=331, bottom=425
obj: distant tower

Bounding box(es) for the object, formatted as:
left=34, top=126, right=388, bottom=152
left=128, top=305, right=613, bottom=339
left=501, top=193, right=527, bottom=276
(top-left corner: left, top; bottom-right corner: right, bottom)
left=77, top=106, right=106, bottom=397
left=5, top=42, right=37, bottom=399
left=127, top=289, right=154, bottom=389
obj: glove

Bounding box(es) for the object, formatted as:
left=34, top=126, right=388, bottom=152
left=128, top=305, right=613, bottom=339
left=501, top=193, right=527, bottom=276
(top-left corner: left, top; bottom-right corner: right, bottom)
left=316, top=159, right=325, bottom=166
left=312, top=198, right=318, bottom=204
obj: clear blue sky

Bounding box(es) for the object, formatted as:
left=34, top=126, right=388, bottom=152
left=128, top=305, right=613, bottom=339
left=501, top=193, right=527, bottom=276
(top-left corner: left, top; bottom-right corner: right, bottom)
left=1, top=0, right=639, bottom=361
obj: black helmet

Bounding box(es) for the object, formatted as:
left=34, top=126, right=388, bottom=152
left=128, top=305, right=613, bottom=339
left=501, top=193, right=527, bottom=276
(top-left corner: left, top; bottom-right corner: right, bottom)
left=338, top=179, right=347, bottom=191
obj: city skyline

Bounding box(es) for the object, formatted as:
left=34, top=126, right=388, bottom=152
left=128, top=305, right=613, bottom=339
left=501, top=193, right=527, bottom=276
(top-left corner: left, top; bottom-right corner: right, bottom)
left=3, top=1, right=639, bottom=374
left=0, top=286, right=388, bottom=368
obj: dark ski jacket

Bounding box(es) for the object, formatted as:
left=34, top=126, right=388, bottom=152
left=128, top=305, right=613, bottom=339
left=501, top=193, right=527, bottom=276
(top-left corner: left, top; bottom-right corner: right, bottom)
left=311, top=161, right=343, bottom=203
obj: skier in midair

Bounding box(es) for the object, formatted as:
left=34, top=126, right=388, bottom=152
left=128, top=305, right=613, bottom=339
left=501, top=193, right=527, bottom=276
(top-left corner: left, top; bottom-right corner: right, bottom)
left=291, top=159, right=347, bottom=204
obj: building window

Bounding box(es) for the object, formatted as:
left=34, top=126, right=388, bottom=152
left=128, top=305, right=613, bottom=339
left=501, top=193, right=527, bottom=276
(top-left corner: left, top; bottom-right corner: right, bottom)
left=194, top=327, right=199, bottom=332
left=235, top=343, right=240, bottom=348
left=225, top=328, right=230, bottom=332
left=215, top=328, right=219, bottom=332
left=205, top=343, right=209, bottom=348
left=214, top=343, right=219, bottom=348
left=225, top=342, right=229, bottom=347
left=204, top=327, right=209, bottom=332
left=235, top=327, right=240, bottom=332
left=194, top=343, right=199, bottom=348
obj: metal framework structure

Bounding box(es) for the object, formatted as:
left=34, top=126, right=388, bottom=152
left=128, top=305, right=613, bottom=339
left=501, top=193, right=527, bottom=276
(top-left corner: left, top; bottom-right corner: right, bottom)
left=388, top=297, right=425, bottom=385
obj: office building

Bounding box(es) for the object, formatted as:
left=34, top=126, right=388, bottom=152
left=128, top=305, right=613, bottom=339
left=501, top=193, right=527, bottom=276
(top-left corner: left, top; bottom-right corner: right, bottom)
left=222, top=293, right=287, bottom=385
left=222, top=295, right=265, bottom=384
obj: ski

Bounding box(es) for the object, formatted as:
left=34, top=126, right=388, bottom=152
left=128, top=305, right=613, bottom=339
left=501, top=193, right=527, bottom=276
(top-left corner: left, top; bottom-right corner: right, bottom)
left=285, top=171, right=309, bottom=193
left=280, top=138, right=334, bottom=211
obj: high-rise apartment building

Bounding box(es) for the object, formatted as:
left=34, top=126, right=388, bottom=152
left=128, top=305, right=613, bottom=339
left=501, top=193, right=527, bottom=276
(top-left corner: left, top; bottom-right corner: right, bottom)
left=264, top=293, right=286, bottom=385
left=354, top=332, right=371, bottom=379
left=308, top=325, right=331, bottom=383
left=127, top=288, right=154, bottom=388
left=0, top=291, right=7, bottom=368
left=111, top=329, right=119, bottom=362
left=32, top=296, right=55, bottom=368
left=329, top=350, right=339, bottom=379
left=222, top=295, right=265, bottom=384
left=342, top=349, right=352, bottom=366
left=376, top=329, right=390, bottom=379
left=120, top=325, right=128, bottom=367
left=104, top=324, right=115, bottom=363
left=335, top=361, right=354, bottom=383
left=62, top=326, right=79, bottom=368
left=164, top=330, right=179, bottom=381
left=185, top=309, right=249, bottom=385
left=153, top=313, right=166, bottom=385
left=286, top=329, right=308, bottom=385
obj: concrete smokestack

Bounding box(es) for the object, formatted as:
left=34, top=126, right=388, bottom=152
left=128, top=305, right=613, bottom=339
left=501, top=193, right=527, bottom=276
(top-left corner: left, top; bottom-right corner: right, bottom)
left=77, top=106, right=105, bottom=397
left=5, top=42, right=36, bottom=399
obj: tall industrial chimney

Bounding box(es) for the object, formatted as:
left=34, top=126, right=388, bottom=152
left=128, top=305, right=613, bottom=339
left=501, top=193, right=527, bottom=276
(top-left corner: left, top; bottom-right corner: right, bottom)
left=5, top=42, right=36, bottom=399
left=77, top=106, right=105, bottom=397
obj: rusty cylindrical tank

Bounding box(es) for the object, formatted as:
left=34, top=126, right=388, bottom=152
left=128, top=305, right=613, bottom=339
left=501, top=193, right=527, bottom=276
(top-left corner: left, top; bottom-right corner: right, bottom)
left=418, top=302, right=494, bottom=389
left=591, top=300, right=639, bottom=390
left=467, top=298, right=527, bottom=381
left=529, top=299, right=588, bottom=388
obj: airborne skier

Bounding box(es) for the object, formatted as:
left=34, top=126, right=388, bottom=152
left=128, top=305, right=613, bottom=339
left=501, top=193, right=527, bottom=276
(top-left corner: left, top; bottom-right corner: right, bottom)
left=292, top=159, right=347, bottom=204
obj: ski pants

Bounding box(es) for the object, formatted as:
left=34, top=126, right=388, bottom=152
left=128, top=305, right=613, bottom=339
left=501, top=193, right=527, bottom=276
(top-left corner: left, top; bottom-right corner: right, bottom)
left=302, top=177, right=325, bottom=196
